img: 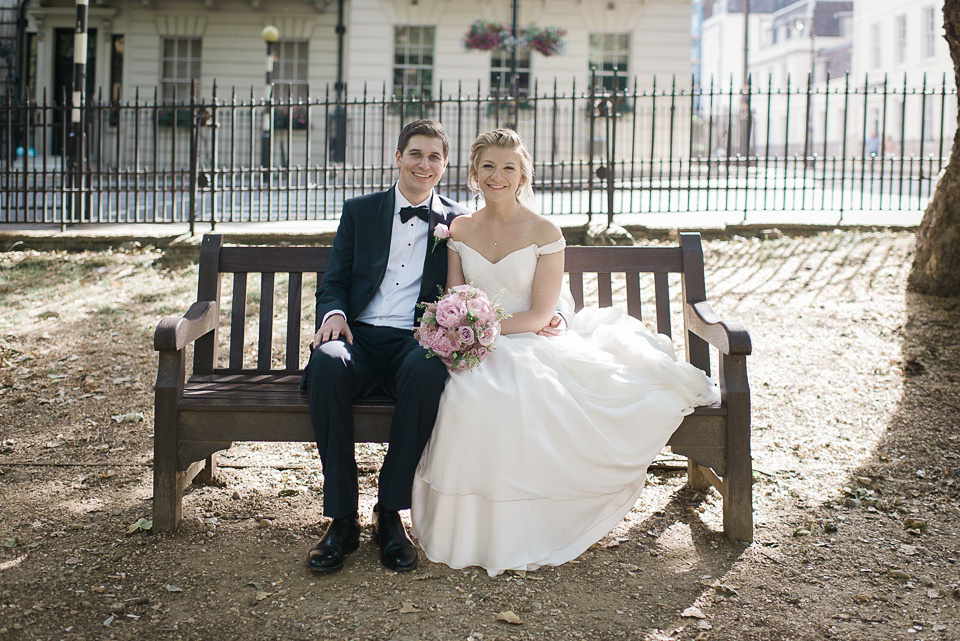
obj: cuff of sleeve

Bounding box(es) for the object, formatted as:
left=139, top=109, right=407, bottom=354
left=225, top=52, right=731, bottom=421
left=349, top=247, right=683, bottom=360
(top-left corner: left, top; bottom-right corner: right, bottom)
left=322, top=310, right=347, bottom=326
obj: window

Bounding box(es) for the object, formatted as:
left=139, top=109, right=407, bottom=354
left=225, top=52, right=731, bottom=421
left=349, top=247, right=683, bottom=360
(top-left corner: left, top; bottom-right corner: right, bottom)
left=490, top=48, right=531, bottom=98
left=923, top=6, right=936, bottom=59
left=272, top=41, right=309, bottom=101
left=871, top=23, right=882, bottom=69
left=588, top=33, right=629, bottom=92
left=393, top=26, right=434, bottom=101
left=895, top=15, right=907, bottom=65
left=161, top=37, right=201, bottom=102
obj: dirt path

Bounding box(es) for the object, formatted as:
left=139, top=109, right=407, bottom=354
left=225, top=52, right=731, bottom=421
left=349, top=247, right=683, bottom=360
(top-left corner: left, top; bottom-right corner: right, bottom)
left=0, top=231, right=958, bottom=641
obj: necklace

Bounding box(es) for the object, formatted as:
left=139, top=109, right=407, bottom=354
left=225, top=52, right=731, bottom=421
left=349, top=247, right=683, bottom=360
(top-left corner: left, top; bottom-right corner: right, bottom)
left=485, top=217, right=501, bottom=246
left=484, top=208, right=520, bottom=247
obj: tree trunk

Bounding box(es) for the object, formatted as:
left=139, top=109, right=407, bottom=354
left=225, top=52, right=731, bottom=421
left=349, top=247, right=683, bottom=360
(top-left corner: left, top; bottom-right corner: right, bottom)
left=909, top=1, right=960, bottom=296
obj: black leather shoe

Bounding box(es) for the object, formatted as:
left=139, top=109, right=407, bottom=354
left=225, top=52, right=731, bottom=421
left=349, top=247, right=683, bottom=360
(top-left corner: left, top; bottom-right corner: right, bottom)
left=306, top=516, right=361, bottom=573
left=372, top=505, right=419, bottom=572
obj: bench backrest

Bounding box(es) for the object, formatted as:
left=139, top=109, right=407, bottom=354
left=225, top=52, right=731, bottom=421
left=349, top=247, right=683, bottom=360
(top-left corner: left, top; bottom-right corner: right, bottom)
left=191, top=233, right=710, bottom=376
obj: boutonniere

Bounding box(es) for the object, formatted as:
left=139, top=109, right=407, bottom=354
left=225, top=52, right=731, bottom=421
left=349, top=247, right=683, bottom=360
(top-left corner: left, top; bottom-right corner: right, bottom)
left=432, top=223, right=450, bottom=252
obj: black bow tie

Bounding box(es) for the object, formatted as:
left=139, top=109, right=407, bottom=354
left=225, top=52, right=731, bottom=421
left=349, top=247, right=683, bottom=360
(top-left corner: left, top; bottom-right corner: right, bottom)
left=399, top=205, right=430, bottom=224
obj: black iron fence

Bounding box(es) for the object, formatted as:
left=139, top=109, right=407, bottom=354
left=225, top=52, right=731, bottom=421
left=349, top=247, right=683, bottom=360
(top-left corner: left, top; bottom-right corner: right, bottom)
left=1, top=72, right=955, bottom=229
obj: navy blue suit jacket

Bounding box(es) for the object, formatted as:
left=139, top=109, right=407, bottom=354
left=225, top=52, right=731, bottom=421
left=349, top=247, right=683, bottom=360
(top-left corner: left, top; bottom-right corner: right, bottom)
left=315, top=186, right=469, bottom=328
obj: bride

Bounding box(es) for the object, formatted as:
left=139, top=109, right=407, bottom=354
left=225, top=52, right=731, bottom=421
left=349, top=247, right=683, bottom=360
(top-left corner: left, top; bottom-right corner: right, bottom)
left=410, top=128, right=718, bottom=576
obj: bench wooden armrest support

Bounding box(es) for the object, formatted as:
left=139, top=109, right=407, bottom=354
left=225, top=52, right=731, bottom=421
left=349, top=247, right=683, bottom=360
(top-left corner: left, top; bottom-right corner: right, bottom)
left=684, top=300, right=752, bottom=357
left=153, top=300, right=220, bottom=532
left=154, top=301, right=219, bottom=352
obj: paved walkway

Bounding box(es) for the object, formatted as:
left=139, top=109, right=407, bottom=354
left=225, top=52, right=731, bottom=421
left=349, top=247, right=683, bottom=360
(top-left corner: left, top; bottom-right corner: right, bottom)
left=0, top=207, right=923, bottom=251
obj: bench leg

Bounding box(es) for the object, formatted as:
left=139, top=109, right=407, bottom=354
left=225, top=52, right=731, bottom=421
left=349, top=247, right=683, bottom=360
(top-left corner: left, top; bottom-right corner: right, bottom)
left=154, top=349, right=185, bottom=533
left=721, top=353, right=753, bottom=542
left=722, top=458, right=753, bottom=542
left=153, top=465, right=185, bottom=533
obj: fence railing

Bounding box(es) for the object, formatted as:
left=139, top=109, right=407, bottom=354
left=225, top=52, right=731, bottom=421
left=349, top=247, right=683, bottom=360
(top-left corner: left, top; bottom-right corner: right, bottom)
left=1, top=73, right=955, bottom=229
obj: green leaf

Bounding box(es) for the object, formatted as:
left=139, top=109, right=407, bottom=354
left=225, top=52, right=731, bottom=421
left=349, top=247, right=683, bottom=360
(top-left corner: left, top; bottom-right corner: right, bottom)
left=125, top=517, right=152, bottom=535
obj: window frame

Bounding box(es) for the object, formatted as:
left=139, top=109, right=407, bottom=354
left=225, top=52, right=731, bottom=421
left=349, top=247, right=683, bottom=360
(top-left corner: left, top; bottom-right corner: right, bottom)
left=922, top=6, right=936, bottom=60
left=895, top=14, right=907, bottom=66
left=160, top=36, right=202, bottom=103
left=489, top=48, right=531, bottom=99
left=588, top=33, right=630, bottom=93
left=393, top=25, right=435, bottom=102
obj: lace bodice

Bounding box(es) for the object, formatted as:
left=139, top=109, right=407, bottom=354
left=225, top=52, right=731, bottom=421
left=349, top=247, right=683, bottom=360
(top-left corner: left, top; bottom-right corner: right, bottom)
left=450, top=238, right=566, bottom=315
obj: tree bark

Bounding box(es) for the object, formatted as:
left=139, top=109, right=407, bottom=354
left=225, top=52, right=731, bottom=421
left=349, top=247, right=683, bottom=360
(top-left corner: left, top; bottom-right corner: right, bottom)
left=909, top=1, right=960, bottom=296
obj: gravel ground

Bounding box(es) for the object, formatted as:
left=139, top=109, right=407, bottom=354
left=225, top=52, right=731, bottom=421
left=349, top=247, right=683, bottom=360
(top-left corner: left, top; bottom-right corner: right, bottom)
left=0, top=229, right=958, bottom=641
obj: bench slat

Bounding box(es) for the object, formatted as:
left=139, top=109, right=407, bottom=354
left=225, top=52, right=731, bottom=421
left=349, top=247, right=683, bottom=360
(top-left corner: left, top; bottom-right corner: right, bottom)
left=625, top=272, right=641, bottom=320
left=569, top=272, right=584, bottom=311
left=219, top=246, right=330, bottom=273
left=654, top=272, right=671, bottom=337
left=286, top=273, right=303, bottom=370
left=597, top=273, right=613, bottom=308
left=564, top=246, right=683, bottom=272
left=258, top=273, right=275, bottom=370
left=229, top=272, right=247, bottom=369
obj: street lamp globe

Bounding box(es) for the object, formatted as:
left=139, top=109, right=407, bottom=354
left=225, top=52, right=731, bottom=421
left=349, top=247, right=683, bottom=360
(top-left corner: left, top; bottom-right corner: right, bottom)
left=262, top=25, right=279, bottom=43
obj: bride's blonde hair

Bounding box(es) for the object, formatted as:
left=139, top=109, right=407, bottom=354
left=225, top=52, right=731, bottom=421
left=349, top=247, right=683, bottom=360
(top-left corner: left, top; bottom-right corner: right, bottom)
left=467, top=128, right=535, bottom=202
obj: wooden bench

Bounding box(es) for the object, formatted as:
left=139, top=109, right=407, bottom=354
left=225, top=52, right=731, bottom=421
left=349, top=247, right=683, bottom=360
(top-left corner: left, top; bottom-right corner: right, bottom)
left=153, top=232, right=753, bottom=540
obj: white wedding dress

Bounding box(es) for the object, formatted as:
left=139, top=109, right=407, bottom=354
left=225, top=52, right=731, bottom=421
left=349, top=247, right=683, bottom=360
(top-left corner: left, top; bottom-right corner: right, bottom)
left=410, top=238, right=718, bottom=576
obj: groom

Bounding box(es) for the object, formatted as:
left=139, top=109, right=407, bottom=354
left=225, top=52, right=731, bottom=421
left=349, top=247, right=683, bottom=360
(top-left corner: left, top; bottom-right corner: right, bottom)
left=304, top=120, right=464, bottom=573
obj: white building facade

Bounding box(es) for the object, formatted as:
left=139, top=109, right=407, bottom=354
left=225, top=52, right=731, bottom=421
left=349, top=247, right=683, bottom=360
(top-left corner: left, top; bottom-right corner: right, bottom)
left=17, top=0, right=693, bottom=105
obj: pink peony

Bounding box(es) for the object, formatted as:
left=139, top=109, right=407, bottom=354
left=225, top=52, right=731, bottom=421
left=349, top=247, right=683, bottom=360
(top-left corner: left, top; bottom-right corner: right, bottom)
left=435, top=295, right=467, bottom=328
left=466, top=297, right=494, bottom=323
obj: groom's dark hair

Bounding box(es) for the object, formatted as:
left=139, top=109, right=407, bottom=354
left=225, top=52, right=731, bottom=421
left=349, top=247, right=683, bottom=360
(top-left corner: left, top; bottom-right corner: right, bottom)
left=397, top=119, right=450, bottom=158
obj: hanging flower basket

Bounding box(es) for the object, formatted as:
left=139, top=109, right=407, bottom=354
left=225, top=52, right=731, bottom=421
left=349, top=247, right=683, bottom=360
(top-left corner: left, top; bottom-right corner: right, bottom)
left=526, top=26, right=567, bottom=57
left=463, top=20, right=509, bottom=51
left=463, top=21, right=566, bottom=57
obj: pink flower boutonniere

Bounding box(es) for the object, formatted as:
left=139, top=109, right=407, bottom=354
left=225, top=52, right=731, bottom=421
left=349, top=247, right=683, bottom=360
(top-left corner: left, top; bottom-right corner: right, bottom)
left=432, top=223, right=450, bottom=252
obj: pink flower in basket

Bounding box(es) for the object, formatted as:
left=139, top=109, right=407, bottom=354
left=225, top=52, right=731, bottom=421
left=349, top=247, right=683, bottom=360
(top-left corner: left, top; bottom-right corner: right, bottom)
left=415, top=285, right=507, bottom=371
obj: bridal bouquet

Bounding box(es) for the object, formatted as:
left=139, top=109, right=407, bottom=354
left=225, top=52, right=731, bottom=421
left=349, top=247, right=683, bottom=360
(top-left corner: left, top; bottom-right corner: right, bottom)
left=415, top=285, right=506, bottom=371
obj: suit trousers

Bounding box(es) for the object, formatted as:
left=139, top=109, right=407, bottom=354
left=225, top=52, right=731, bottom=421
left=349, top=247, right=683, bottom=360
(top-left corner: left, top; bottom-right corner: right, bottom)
left=306, top=323, right=449, bottom=518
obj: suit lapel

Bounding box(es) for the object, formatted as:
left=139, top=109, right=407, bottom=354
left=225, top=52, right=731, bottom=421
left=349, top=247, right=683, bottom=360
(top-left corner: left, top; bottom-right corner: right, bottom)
left=369, top=187, right=396, bottom=288
left=419, top=199, right=451, bottom=300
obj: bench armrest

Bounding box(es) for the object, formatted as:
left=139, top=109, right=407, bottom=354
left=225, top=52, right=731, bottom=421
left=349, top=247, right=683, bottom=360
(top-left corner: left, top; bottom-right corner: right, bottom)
left=154, top=301, right=219, bottom=352
left=684, top=300, right=752, bottom=356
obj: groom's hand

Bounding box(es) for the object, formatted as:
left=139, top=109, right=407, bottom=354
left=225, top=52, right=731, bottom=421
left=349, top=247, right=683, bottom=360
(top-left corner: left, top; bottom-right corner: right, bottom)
left=312, top=314, right=353, bottom=348
left=537, top=313, right=567, bottom=337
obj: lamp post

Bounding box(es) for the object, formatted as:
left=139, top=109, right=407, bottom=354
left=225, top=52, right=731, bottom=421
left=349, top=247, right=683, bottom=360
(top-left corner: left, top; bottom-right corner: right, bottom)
left=261, top=25, right=279, bottom=168
left=795, top=7, right=815, bottom=163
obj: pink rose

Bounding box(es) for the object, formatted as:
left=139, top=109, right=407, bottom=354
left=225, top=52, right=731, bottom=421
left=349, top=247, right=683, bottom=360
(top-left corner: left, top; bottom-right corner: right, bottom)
left=433, top=223, right=450, bottom=239
left=457, top=325, right=475, bottom=346
left=435, top=295, right=467, bottom=328
left=478, top=324, right=499, bottom=347
left=474, top=346, right=489, bottom=363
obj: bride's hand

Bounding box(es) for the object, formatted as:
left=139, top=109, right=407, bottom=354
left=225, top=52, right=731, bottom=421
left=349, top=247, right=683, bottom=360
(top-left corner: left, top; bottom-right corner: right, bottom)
left=537, top=313, right=567, bottom=337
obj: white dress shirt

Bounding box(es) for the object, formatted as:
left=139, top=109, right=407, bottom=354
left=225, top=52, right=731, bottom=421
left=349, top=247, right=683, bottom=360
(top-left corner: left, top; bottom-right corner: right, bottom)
left=324, top=184, right=438, bottom=331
